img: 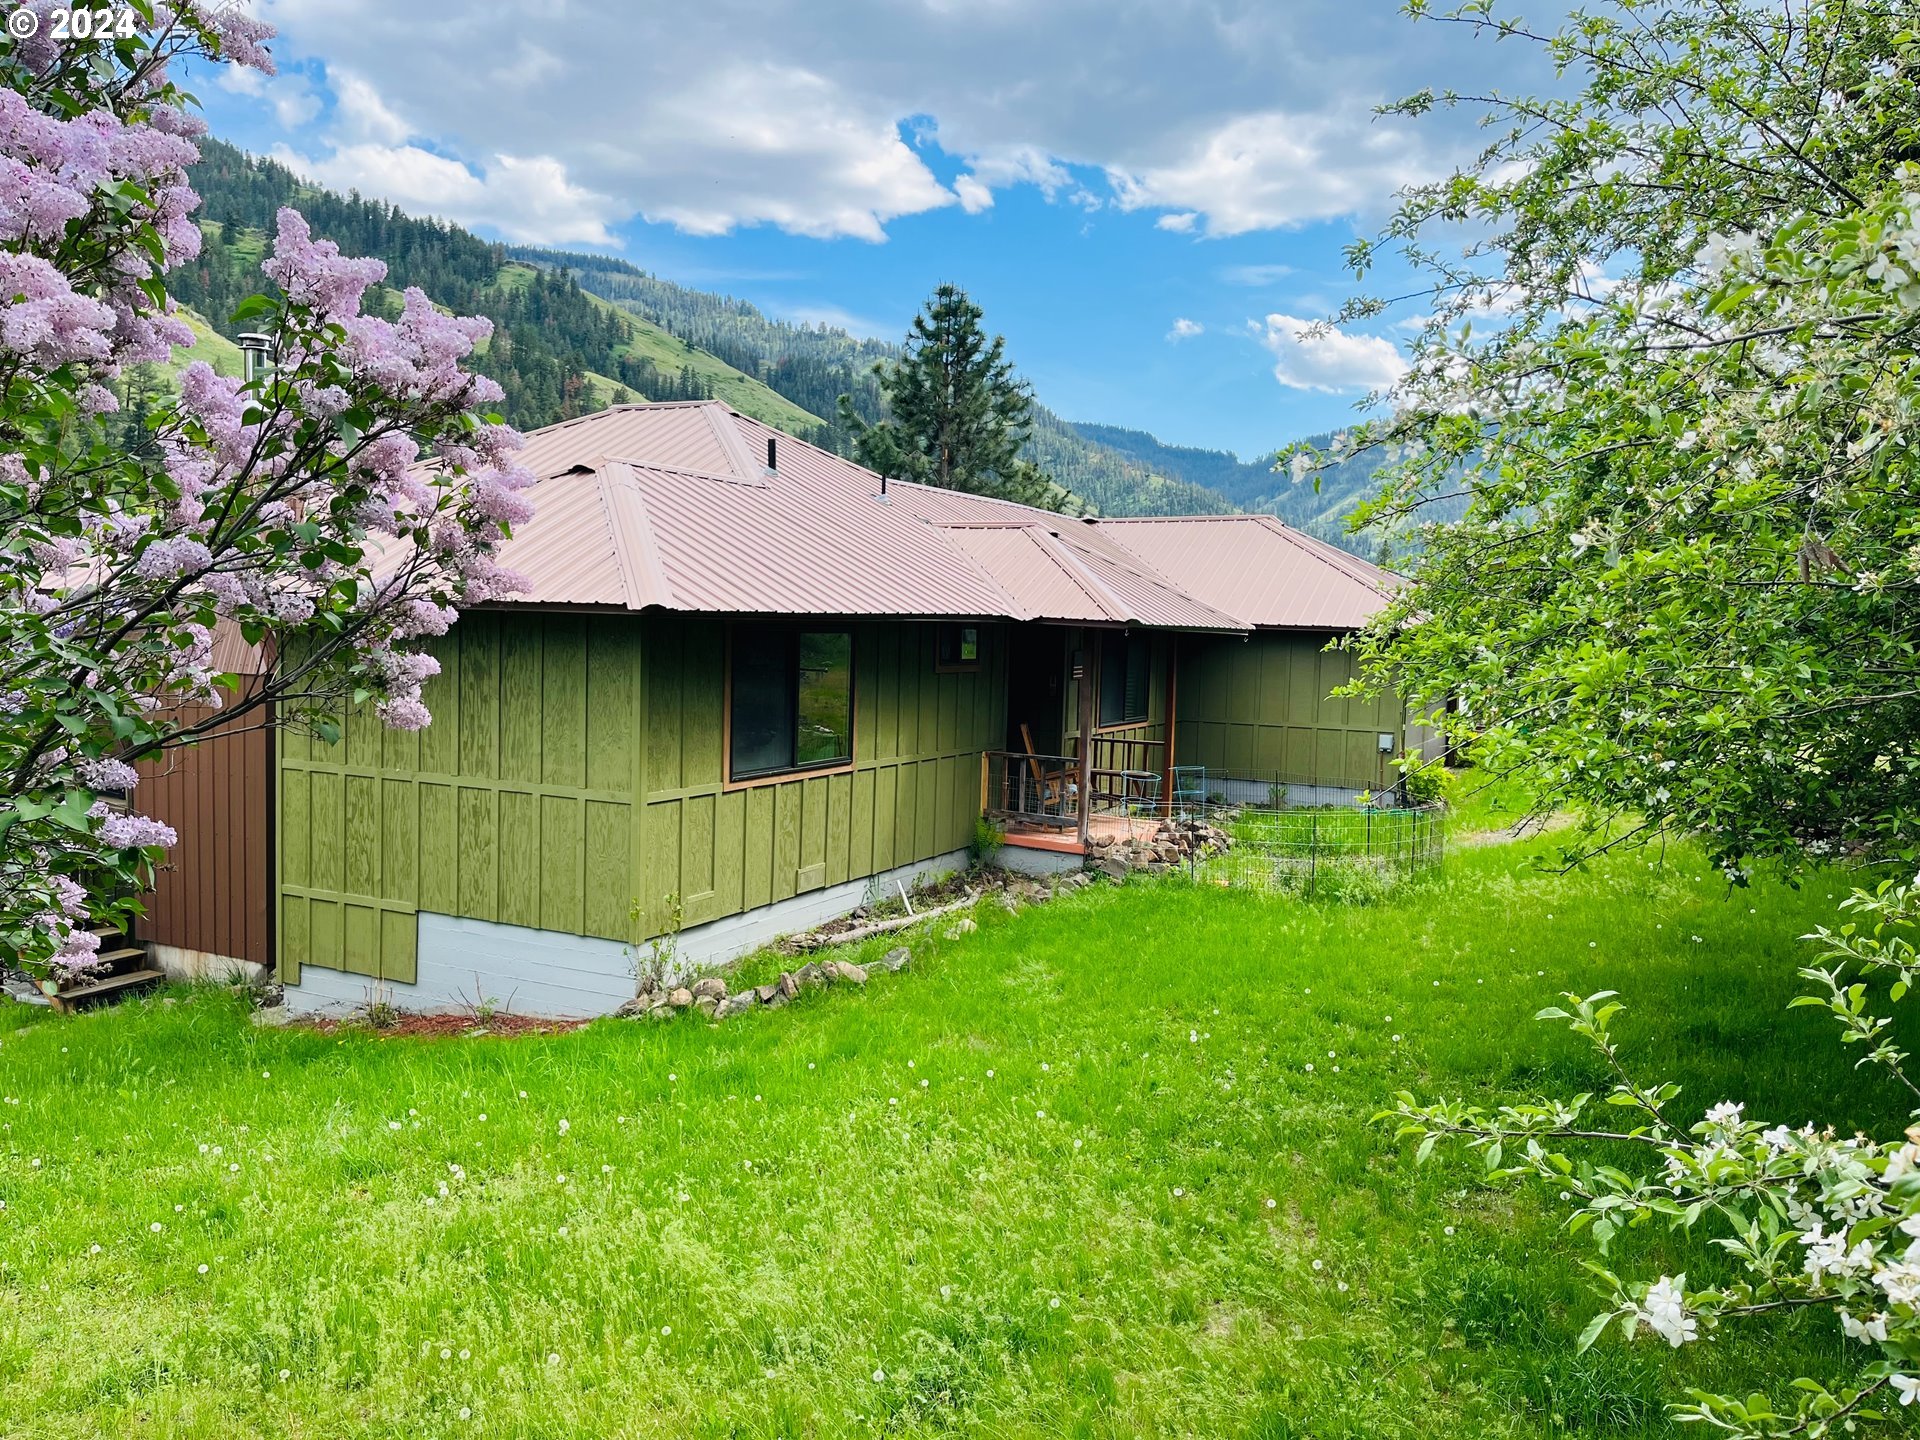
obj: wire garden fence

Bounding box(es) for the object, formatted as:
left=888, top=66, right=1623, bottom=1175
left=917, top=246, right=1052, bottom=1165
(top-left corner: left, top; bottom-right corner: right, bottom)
left=1173, top=782, right=1446, bottom=899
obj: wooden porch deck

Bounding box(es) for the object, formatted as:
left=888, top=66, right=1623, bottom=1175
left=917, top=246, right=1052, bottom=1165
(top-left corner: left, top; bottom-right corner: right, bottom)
left=1001, top=812, right=1162, bottom=857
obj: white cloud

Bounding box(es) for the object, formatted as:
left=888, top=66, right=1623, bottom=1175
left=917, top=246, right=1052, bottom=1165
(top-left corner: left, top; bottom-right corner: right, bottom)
left=1156, top=212, right=1199, bottom=233
left=331, top=70, right=410, bottom=145
left=1219, top=263, right=1295, bottom=286
left=271, top=143, right=619, bottom=247
left=1254, top=313, right=1406, bottom=393
left=1111, top=109, right=1432, bottom=236
left=239, top=0, right=1552, bottom=242
left=218, top=65, right=317, bottom=129
left=954, top=174, right=995, bottom=214
left=1166, top=317, right=1204, bottom=341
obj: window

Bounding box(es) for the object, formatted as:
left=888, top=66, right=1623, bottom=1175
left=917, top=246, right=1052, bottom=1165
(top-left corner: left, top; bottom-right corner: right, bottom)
left=729, top=625, right=854, bottom=781
left=1098, top=630, right=1151, bottom=727
left=936, top=623, right=981, bottom=672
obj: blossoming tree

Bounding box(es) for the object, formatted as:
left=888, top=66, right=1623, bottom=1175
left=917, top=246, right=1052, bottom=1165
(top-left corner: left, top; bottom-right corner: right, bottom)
left=0, top=4, right=534, bottom=979
left=1315, top=0, right=1920, bottom=1432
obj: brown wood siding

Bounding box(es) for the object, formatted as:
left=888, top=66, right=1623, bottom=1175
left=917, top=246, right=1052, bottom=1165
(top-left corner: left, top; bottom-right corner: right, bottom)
left=136, top=702, right=272, bottom=966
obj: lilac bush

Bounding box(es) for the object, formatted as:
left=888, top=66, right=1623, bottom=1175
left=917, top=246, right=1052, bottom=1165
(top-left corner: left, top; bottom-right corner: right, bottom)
left=0, top=5, right=533, bottom=980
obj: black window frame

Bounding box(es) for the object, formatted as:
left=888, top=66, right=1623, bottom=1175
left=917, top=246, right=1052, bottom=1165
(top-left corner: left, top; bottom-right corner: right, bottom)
left=1097, top=630, right=1152, bottom=728
left=727, top=624, right=856, bottom=784
left=935, top=622, right=982, bottom=673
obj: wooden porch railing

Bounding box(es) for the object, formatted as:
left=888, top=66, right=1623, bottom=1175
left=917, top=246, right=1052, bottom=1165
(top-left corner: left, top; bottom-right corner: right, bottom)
left=1081, top=734, right=1168, bottom=814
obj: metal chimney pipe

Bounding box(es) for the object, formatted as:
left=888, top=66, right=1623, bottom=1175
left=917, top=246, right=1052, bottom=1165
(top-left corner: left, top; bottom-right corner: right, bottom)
left=237, top=332, right=272, bottom=384
left=766, top=436, right=777, bottom=471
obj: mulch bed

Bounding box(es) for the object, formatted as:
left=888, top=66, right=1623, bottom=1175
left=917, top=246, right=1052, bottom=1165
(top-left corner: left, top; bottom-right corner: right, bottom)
left=295, top=1011, right=592, bottom=1040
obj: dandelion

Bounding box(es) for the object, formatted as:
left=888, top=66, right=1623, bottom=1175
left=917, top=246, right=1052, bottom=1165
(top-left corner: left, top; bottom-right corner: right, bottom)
left=1190, top=1031, right=1198, bottom=1043
left=1073, top=1138, right=1083, bottom=1150
left=198, top=1263, right=209, bottom=1274
left=1041, top=1062, right=1051, bottom=1071
left=150, top=1221, right=163, bottom=1232
left=557, top=1226, right=569, bottom=1238
left=89, top=1243, right=100, bottom=1254
left=1392, top=1035, right=1402, bottom=1043
left=478, top=1114, right=487, bottom=1122
left=920, top=1080, right=928, bottom=1089
left=557, top=1119, right=570, bottom=1135
left=602, top=1164, right=613, bottom=1174
left=389, top=1121, right=402, bottom=1131
left=1304, top=1063, right=1314, bottom=1072
left=278, top=1369, right=290, bottom=1381
left=1265, top=1198, right=1277, bottom=1210
left=986, top=1069, right=995, bottom=1078
left=661, top=1325, right=671, bottom=1336
left=441, top=1348, right=452, bottom=1360
left=547, top=1353, right=561, bottom=1366
left=873, top=1368, right=885, bottom=1383
left=519, top=1091, right=529, bottom=1099
left=1173, top=1187, right=1184, bottom=1197
left=807, top=1062, right=816, bottom=1070
left=459, top=1406, right=472, bottom=1420
left=1444, top=1225, right=1455, bottom=1236
left=1328, top=1050, right=1336, bottom=1058
left=29, top=1158, right=38, bottom=1168
left=1337, top=1281, right=1349, bottom=1292
left=1311, top=1259, right=1324, bottom=1271
left=1049, top=1297, right=1061, bottom=1310
left=556, top=1174, right=568, bottom=1185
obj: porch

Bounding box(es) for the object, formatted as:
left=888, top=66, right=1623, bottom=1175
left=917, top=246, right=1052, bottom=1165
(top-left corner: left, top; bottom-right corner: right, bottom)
left=981, top=740, right=1176, bottom=857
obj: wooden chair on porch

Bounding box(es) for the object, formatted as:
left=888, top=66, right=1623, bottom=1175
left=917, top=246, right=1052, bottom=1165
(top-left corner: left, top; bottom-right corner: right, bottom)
left=1019, top=724, right=1073, bottom=820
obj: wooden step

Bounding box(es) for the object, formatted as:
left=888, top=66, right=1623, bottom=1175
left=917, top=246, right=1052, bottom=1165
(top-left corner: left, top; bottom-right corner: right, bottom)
left=47, top=968, right=163, bottom=1015
left=92, top=947, right=145, bottom=966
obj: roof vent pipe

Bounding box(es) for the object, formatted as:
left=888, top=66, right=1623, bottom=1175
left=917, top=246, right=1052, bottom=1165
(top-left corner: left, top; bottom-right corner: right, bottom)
left=766, top=436, right=777, bottom=472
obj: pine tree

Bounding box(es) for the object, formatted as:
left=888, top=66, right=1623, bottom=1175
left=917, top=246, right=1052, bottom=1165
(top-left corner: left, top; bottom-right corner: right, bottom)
left=843, top=284, right=1066, bottom=510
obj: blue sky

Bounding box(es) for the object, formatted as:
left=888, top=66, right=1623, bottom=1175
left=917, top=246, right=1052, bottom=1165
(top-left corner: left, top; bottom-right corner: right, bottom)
left=193, top=1, right=1552, bottom=459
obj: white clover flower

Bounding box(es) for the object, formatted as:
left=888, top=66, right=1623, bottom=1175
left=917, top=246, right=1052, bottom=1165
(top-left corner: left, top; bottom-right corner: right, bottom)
left=1634, top=1275, right=1697, bottom=1348
left=557, top=1118, right=569, bottom=1135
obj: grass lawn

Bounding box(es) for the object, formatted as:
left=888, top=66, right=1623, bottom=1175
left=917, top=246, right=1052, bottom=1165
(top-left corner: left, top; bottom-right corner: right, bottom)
left=0, top=834, right=1904, bottom=1438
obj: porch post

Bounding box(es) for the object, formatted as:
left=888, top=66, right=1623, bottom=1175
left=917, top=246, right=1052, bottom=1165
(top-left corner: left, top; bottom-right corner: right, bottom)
left=1076, top=633, right=1094, bottom=851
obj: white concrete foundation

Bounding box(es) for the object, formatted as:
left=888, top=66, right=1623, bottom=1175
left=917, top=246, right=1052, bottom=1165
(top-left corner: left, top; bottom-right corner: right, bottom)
left=989, top=845, right=1085, bottom=877
left=150, top=943, right=268, bottom=986
left=286, top=848, right=971, bottom=1019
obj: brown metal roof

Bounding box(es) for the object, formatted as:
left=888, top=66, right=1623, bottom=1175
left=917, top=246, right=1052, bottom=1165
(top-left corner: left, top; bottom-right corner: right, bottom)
left=1100, top=514, right=1399, bottom=631
left=467, top=402, right=1386, bottom=633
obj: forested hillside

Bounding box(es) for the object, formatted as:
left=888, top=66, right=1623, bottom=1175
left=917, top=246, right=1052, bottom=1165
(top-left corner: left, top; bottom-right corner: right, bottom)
left=512, top=245, right=1235, bottom=516
left=164, top=140, right=1242, bottom=517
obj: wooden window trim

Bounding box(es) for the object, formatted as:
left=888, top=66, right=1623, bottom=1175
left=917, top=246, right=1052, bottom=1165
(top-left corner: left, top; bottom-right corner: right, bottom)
left=934, top=622, right=983, bottom=674
left=722, top=622, right=858, bottom=792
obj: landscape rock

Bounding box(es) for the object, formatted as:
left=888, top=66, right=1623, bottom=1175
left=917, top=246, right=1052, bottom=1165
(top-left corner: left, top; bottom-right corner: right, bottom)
left=796, top=963, right=826, bottom=988
left=716, top=993, right=757, bottom=1018
left=615, top=996, right=652, bottom=1019
left=1098, top=857, right=1130, bottom=881
left=778, top=972, right=800, bottom=1000
left=667, top=987, right=694, bottom=1009
left=690, top=976, right=727, bottom=1001
left=755, top=982, right=781, bottom=1004
left=249, top=1005, right=293, bottom=1027
left=693, top=995, right=719, bottom=1018
left=879, top=946, right=911, bottom=972
left=838, top=963, right=868, bottom=985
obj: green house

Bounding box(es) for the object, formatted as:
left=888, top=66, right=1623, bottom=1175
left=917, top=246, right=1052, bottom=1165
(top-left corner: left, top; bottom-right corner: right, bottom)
left=255, top=403, right=1416, bottom=1016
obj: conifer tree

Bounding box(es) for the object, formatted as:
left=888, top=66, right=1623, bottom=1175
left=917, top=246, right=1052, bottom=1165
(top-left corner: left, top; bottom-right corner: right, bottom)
left=843, top=285, right=1066, bottom=510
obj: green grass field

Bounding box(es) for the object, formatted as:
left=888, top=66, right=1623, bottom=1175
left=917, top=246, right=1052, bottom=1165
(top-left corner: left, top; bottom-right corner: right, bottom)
left=0, top=834, right=1900, bottom=1438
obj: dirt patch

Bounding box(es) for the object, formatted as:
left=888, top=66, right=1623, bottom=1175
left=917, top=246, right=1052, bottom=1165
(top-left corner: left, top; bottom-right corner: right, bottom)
left=295, top=1011, right=591, bottom=1041
left=1455, top=812, right=1575, bottom=849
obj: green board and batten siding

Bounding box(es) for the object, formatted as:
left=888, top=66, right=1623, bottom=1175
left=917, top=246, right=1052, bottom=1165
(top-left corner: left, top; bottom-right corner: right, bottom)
left=278, top=614, right=1005, bottom=984
left=1173, top=632, right=1406, bottom=792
